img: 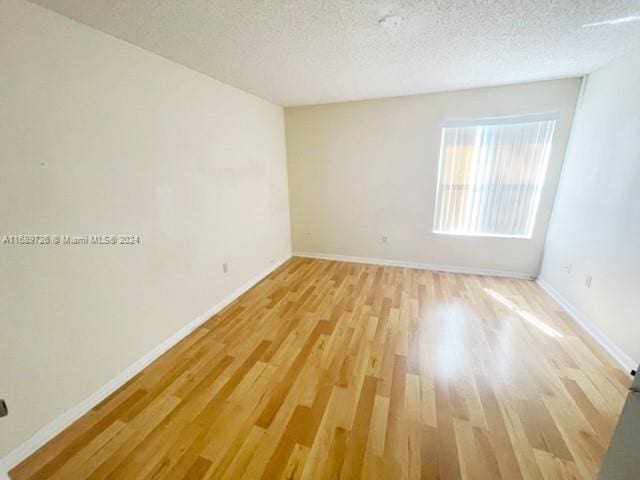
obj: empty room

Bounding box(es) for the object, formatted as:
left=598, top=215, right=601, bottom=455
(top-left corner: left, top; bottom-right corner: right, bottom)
left=1, top=0, right=639, bottom=479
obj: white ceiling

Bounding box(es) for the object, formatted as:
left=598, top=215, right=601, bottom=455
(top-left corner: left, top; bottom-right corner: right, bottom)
left=31, top=0, right=640, bottom=106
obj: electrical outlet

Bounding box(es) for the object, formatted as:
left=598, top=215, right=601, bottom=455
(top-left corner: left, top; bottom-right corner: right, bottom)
left=585, top=275, right=592, bottom=288
left=562, top=264, right=572, bottom=274
left=381, top=235, right=388, bottom=244
left=222, top=262, right=229, bottom=273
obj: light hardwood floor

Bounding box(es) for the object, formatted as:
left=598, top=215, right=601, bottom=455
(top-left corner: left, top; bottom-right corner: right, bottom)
left=11, top=257, right=630, bottom=479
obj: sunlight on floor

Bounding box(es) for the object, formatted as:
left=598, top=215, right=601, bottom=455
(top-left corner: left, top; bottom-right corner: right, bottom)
left=484, top=288, right=564, bottom=338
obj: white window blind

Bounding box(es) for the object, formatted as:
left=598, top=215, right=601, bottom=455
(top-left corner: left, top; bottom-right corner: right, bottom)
left=433, top=114, right=557, bottom=238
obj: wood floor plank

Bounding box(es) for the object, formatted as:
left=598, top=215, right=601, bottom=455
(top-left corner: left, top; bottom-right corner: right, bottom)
left=10, top=257, right=629, bottom=480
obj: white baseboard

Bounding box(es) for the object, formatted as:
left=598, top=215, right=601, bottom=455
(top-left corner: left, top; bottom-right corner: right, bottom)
left=1, top=253, right=291, bottom=472
left=294, top=251, right=535, bottom=280
left=537, top=278, right=636, bottom=372
left=0, top=459, right=9, bottom=480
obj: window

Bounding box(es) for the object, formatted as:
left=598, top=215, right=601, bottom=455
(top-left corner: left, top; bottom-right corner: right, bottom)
left=433, top=113, right=557, bottom=238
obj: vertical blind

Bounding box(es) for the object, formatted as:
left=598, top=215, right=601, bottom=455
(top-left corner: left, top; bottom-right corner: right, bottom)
left=433, top=115, right=557, bottom=238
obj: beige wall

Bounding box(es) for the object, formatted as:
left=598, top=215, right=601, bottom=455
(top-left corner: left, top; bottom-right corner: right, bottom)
left=0, top=0, right=290, bottom=458
left=540, top=49, right=640, bottom=367
left=286, top=78, right=581, bottom=276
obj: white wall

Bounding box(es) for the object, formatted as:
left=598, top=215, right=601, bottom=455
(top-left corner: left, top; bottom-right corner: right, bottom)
left=286, top=79, right=581, bottom=276
left=539, top=49, right=640, bottom=368
left=0, top=0, right=290, bottom=460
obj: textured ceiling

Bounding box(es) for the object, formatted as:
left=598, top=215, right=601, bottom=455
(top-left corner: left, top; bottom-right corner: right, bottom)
left=30, top=0, right=640, bottom=106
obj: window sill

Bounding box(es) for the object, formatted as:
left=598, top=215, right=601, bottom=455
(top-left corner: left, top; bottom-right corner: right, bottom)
left=433, top=230, right=532, bottom=240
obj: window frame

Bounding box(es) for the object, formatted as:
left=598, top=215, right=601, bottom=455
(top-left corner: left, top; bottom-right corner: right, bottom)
left=432, top=112, right=559, bottom=239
